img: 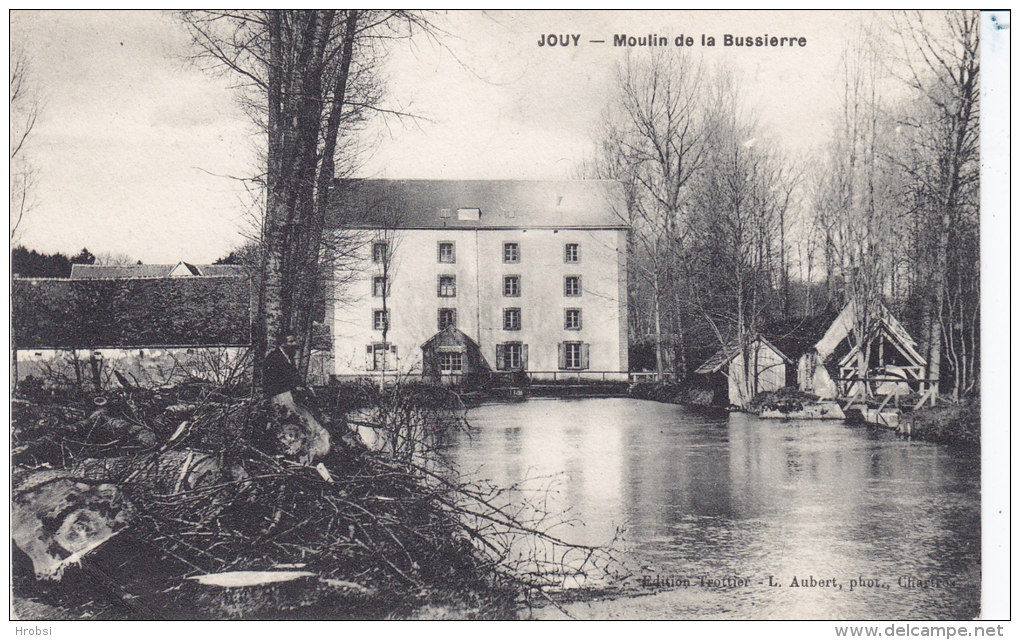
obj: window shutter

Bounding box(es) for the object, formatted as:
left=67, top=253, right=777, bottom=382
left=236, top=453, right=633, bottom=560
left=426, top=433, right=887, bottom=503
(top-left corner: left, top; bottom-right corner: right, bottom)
left=495, top=344, right=506, bottom=371
left=581, top=343, right=590, bottom=370
left=558, top=343, right=566, bottom=369
left=522, top=344, right=529, bottom=370
left=365, top=345, right=374, bottom=371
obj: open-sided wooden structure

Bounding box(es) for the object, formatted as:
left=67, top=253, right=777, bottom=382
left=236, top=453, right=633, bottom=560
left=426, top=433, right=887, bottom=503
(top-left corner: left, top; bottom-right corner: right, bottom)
left=797, top=302, right=928, bottom=403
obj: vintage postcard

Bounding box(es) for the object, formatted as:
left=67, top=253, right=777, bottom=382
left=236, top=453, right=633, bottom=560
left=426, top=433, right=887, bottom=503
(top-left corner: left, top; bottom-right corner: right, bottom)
left=7, top=9, right=1010, bottom=632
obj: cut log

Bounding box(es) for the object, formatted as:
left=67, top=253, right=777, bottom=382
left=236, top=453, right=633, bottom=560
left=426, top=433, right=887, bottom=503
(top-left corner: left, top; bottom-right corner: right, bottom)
left=271, top=391, right=330, bottom=463
left=12, top=474, right=135, bottom=580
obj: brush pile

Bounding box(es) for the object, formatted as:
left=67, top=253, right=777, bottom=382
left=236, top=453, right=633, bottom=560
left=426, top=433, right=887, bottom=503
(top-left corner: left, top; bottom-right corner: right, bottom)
left=12, top=374, right=616, bottom=620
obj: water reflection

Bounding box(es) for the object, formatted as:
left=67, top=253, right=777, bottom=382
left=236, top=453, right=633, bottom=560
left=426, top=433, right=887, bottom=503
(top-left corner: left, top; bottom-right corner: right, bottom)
left=446, top=398, right=980, bottom=619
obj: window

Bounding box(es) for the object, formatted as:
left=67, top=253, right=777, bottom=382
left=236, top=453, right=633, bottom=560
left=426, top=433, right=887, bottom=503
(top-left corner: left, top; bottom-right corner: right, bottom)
left=439, top=352, right=463, bottom=374
left=497, top=342, right=526, bottom=371
left=565, top=243, right=580, bottom=263
left=503, top=242, right=520, bottom=263
left=438, top=241, right=456, bottom=263
left=372, top=309, right=389, bottom=331
left=438, top=275, right=456, bottom=297
left=372, top=276, right=388, bottom=297
left=503, top=275, right=520, bottom=297
left=565, top=308, right=582, bottom=330
left=564, top=275, right=581, bottom=297
left=503, top=307, right=521, bottom=331
left=367, top=343, right=397, bottom=371
left=372, top=242, right=388, bottom=263
left=559, top=341, right=588, bottom=370
left=438, top=308, right=457, bottom=330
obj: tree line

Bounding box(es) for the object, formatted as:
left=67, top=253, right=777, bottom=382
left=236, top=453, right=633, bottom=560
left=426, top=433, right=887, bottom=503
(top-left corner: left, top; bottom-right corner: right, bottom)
left=586, top=10, right=979, bottom=402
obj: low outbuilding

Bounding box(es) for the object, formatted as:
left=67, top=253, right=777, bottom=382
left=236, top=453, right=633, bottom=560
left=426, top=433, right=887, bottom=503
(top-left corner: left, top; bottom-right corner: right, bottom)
left=695, top=336, right=792, bottom=408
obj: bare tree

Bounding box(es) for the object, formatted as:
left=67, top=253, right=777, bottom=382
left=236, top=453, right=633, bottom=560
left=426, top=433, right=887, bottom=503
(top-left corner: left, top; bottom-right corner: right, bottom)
left=10, top=46, right=40, bottom=241
left=180, top=10, right=434, bottom=393
left=810, top=23, right=904, bottom=398
left=686, top=78, right=794, bottom=407
left=891, top=10, right=980, bottom=400
left=93, top=251, right=138, bottom=266
left=591, top=50, right=712, bottom=378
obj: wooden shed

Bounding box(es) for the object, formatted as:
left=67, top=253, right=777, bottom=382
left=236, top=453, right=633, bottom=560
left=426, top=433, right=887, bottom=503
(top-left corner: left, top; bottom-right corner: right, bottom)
left=695, top=336, right=792, bottom=408
left=420, top=326, right=490, bottom=386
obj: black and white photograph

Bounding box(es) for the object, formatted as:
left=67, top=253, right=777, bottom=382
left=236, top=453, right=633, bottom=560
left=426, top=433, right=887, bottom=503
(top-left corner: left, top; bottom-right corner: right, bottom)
left=7, top=9, right=1010, bottom=629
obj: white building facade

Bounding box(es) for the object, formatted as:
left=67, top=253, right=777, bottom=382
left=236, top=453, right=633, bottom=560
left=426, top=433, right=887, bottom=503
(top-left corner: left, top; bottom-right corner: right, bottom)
left=328, top=180, right=629, bottom=382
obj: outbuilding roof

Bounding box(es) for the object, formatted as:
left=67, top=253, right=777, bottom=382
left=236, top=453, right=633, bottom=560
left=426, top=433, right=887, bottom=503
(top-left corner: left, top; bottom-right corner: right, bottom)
left=694, top=336, right=793, bottom=375
left=70, top=263, right=245, bottom=279
left=327, top=179, right=629, bottom=230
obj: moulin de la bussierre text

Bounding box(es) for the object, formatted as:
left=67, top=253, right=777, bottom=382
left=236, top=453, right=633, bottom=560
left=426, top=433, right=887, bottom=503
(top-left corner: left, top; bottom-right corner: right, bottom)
left=537, top=33, right=808, bottom=48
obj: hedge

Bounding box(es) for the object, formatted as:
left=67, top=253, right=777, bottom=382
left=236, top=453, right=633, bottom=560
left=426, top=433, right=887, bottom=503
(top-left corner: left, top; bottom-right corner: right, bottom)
left=12, top=277, right=251, bottom=348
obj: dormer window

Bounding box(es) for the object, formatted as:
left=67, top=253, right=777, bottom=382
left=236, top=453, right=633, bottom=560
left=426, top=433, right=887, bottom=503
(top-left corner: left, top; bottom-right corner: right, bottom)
left=457, top=208, right=480, bottom=221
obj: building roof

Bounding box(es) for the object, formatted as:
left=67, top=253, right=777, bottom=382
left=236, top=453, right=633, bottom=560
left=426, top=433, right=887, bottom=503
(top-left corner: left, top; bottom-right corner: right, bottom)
left=326, top=179, right=629, bottom=230
left=814, top=302, right=925, bottom=365
left=70, top=262, right=245, bottom=279
left=695, top=336, right=793, bottom=375
left=421, top=326, right=481, bottom=351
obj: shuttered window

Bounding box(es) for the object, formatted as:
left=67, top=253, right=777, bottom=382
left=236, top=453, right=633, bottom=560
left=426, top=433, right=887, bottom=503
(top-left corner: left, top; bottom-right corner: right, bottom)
left=367, top=343, right=397, bottom=370
left=558, top=341, right=589, bottom=370
left=496, top=342, right=527, bottom=371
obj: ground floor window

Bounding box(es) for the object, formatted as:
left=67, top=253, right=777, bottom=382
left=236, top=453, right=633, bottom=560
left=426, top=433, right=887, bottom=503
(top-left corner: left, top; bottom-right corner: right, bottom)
left=439, top=351, right=463, bottom=374
left=367, top=343, right=397, bottom=370
left=496, top=342, right=527, bottom=371
left=559, top=341, right=589, bottom=370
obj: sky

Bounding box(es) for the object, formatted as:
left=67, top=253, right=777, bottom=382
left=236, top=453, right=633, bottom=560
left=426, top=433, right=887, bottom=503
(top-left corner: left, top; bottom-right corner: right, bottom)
left=10, top=10, right=892, bottom=263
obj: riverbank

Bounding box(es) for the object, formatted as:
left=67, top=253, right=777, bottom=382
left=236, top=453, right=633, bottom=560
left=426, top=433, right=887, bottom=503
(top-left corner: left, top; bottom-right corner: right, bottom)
left=902, top=398, right=980, bottom=448
left=628, top=381, right=980, bottom=448
left=627, top=381, right=720, bottom=407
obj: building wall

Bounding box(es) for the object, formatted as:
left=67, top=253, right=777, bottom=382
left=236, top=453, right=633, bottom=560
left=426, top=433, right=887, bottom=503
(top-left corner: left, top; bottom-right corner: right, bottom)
left=331, top=227, right=628, bottom=380
left=13, top=346, right=248, bottom=387
left=728, top=343, right=788, bottom=407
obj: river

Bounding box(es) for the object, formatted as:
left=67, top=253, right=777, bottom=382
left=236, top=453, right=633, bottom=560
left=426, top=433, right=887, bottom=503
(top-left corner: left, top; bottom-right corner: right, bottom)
left=443, top=397, right=980, bottom=620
